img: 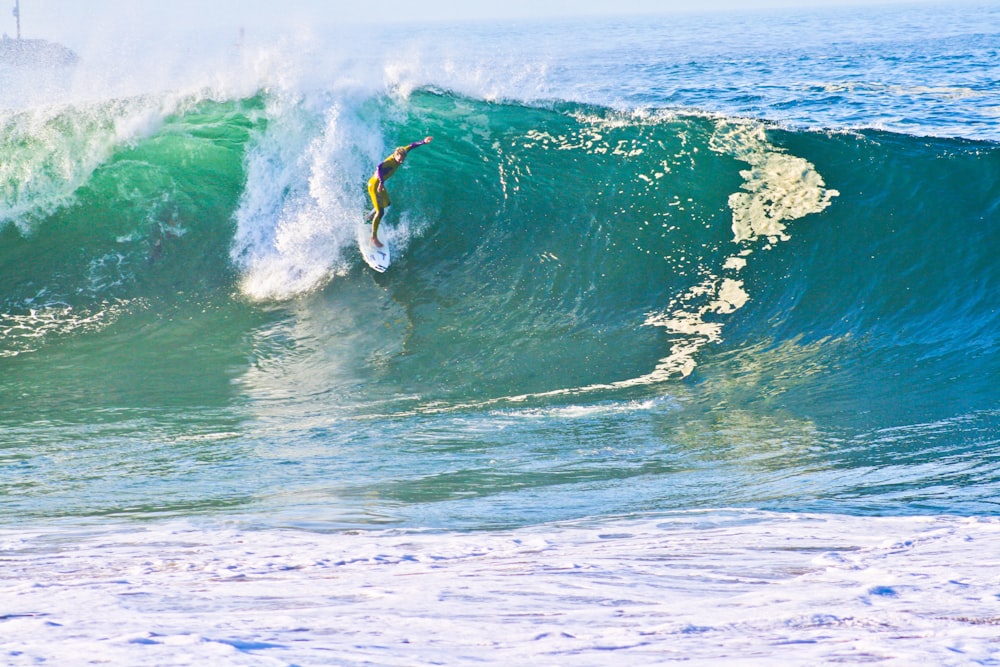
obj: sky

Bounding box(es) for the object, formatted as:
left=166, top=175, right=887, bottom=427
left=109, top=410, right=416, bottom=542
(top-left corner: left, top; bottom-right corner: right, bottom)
left=3, top=0, right=952, bottom=45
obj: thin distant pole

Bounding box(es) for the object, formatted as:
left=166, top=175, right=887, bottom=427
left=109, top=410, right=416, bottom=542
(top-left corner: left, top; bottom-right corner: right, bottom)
left=13, top=0, right=20, bottom=39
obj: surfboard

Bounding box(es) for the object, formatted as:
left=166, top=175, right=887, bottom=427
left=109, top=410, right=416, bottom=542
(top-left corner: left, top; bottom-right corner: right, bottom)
left=359, top=225, right=391, bottom=273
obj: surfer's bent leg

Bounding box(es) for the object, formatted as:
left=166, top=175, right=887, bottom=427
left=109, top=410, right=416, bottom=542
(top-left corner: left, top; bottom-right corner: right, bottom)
left=366, top=178, right=380, bottom=222
left=367, top=178, right=390, bottom=247
left=371, top=208, right=386, bottom=246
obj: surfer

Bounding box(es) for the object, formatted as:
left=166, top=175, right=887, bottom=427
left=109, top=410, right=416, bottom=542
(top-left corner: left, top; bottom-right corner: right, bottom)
left=365, top=136, right=433, bottom=247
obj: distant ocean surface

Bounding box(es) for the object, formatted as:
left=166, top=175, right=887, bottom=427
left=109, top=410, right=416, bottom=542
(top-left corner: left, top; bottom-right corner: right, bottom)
left=2, top=2, right=999, bottom=664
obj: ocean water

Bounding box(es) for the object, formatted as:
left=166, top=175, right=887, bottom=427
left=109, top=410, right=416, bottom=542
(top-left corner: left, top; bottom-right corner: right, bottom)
left=2, top=2, right=999, bottom=664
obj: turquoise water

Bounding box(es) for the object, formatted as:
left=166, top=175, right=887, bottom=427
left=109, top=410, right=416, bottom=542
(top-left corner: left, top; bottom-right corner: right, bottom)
left=3, top=88, right=997, bottom=527
left=2, top=3, right=1000, bottom=664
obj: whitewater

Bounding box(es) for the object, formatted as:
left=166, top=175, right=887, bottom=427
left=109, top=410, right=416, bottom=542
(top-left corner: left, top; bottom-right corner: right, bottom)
left=2, top=2, right=999, bottom=665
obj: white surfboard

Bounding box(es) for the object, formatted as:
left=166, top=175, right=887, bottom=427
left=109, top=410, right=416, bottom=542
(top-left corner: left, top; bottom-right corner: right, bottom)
left=359, top=225, right=391, bottom=273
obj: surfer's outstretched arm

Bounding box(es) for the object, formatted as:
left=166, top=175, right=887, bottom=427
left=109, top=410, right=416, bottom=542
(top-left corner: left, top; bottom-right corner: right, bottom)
left=406, top=136, right=433, bottom=152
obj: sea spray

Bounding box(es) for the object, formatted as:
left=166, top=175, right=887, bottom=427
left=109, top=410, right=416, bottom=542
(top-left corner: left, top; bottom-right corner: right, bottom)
left=231, top=91, right=402, bottom=301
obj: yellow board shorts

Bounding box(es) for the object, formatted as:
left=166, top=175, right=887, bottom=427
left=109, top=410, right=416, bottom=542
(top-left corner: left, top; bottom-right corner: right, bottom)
left=367, top=177, right=390, bottom=211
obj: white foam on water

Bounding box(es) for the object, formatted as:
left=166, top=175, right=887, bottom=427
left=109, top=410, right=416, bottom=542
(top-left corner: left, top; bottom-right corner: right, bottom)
left=2, top=512, right=998, bottom=665
left=642, top=119, right=839, bottom=380
left=230, top=93, right=371, bottom=302
left=0, top=299, right=132, bottom=358
left=712, top=121, right=839, bottom=244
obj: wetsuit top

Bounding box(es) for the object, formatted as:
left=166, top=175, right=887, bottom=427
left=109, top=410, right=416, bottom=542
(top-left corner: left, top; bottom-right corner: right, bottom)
left=375, top=148, right=410, bottom=183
